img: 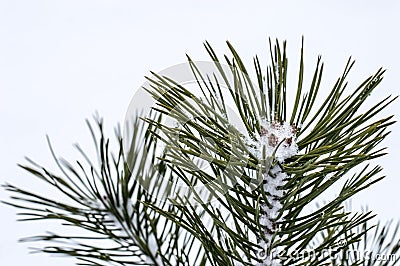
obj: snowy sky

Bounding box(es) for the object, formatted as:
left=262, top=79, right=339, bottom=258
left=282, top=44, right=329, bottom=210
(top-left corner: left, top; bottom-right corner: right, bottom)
left=1, top=1, right=399, bottom=265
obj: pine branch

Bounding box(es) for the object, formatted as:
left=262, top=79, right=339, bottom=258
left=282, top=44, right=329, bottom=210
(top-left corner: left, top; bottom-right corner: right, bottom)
left=3, top=114, right=207, bottom=266
left=3, top=38, right=399, bottom=266
left=142, top=39, right=398, bottom=265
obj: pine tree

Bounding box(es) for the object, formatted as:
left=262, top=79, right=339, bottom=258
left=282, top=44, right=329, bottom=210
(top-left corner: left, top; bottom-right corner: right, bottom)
left=3, top=39, right=400, bottom=266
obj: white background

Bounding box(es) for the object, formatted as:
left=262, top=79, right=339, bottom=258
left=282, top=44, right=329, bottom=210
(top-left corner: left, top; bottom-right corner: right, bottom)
left=1, top=1, right=399, bottom=265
